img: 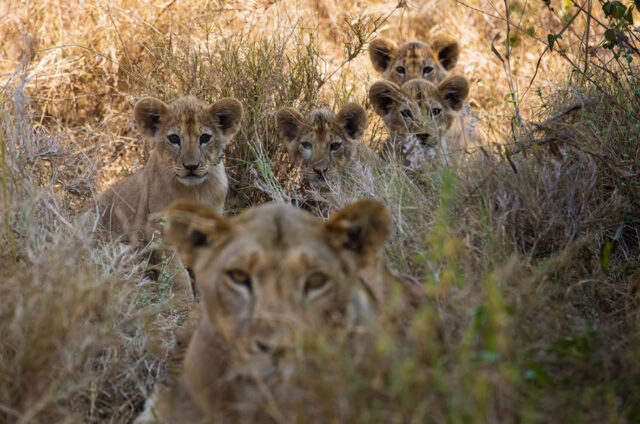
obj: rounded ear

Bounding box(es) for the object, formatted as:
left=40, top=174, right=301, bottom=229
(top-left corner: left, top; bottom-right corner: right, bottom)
left=438, top=75, right=469, bottom=111
left=336, top=102, right=367, bottom=140
left=165, top=200, right=231, bottom=268
left=325, top=199, right=391, bottom=268
left=209, top=98, right=243, bottom=137
left=369, top=38, right=398, bottom=73
left=431, top=36, right=460, bottom=71
left=276, top=107, right=304, bottom=143
left=134, top=97, right=169, bottom=137
left=369, top=81, right=402, bottom=117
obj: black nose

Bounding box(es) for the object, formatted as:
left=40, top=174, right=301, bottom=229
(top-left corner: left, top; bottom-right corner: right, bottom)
left=314, top=168, right=328, bottom=176
left=183, top=163, right=199, bottom=171
left=254, top=339, right=273, bottom=353
left=416, top=133, right=431, bottom=145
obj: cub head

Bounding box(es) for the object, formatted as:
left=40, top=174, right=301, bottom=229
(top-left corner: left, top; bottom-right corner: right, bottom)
left=369, top=36, right=459, bottom=86
left=369, top=75, right=469, bottom=149
left=276, top=104, right=367, bottom=187
left=134, top=96, right=243, bottom=186
left=165, top=199, right=390, bottom=375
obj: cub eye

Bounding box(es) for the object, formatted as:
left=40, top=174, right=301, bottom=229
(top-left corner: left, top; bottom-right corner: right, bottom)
left=227, top=269, right=252, bottom=292
left=423, top=66, right=434, bottom=74
left=167, top=134, right=181, bottom=145
left=395, top=66, right=406, bottom=74
left=304, top=272, right=328, bottom=294
left=329, top=142, right=342, bottom=151
left=400, top=109, right=414, bottom=119
left=431, top=108, right=442, bottom=116
left=301, top=141, right=312, bottom=150
left=199, top=134, right=211, bottom=144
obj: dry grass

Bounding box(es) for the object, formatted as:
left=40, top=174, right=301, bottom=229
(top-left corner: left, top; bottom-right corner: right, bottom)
left=1, top=0, right=640, bottom=422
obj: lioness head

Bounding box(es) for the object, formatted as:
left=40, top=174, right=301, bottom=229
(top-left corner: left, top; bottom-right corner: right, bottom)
left=369, top=76, right=469, bottom=168
left=276, top=104, right=367, bottom=186
left=134, top=96, right=243, bottom=186
left=165, top=199, right=390, bottom=374
left=369, top=36, right=459, bottom=86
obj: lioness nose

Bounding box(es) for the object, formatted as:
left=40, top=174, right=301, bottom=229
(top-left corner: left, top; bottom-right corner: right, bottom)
left=253, top=338, right=277, bottom=354
left=183, top=163, right=199, bottom=171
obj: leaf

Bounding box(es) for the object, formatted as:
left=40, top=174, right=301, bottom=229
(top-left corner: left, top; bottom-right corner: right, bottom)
left=603, top=1, right=627, bottom=19
left=547, top=33, right=556, bottom=51
left=600, top=239, right=613, bottom=271
left=604, top=28, right=617, bottom=44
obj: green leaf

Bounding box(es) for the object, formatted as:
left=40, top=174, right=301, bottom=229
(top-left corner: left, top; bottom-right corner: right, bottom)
left=600, top=239, right=613, bottom=271
left=604, top=28, right=617, bottom=44
left=603, top=1, right=627, bottom=19
left=547, top=33, right=556, bottom=51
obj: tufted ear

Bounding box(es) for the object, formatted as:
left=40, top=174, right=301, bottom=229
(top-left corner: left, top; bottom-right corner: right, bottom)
left=431, top=35, right=460, bottom=71
left=336, top=102, right=367, bottom=140
left=369, top=38, right=398, bottom=73
left=134, top=97, right=169, bottom=137
left=210, top=98, right=243, bottom=138
left=165, top=200, right=231, bottom=268
left=369, top=81, right=403, bottom=117
left=438, top=75, right=469, bottom=111
left=276, top=107, right=304, bottom=143
left=325, top=199, right=391, bottom=268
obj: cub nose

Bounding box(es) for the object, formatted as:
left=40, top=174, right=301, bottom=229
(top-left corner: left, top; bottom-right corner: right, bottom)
left=416, top=132, right=431, bottom=145
left=253, top=338, right=283, bottom=354
left=313, top=168, right=328, bottom=176
left=183, top=163, right=199, bottom=171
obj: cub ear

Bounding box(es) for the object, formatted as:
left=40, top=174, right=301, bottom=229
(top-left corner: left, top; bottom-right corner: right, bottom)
left=431, top=36, right=460, bottom=71
left=325, top=199, right=391, bottom=268
left=276, top=107, right=304, bottom=143
left=337, top=103, right=367, bottom=140
left=210, top=98, right=243, bottom=138
left=165, top=200, right=231, bottom=268
left=134, top=97, right=169, bottom=137
left=438, top=75, right=469, bottom=111
left=369, top=81, right=403, bottom=117
left=369, top=38, right=398, bottom=73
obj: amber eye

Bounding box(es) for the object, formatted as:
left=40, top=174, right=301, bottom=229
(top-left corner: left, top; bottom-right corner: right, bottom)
left=329, top=142, right=342, bottom=151
left=167, top=134, right=181, bottom=145
left=304, top=272, right=328, bottom=294
left=199, top=134, right=211, bottom=144
left=301, top=141, right=312, bottom=150
left=423, top=66, right=434, bottom=75
left=400, top=109, right=414, bottom=119
left=227, top=269, right=252, bottom=292
left=395, top=66, right=406, bottom=74
left=431, top=108, right=442, bottom=116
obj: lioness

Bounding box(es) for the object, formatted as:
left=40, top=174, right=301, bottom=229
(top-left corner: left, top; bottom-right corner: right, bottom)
left=369, top=36, right=460, bottom=86
left=369, top=75, right=469, bottom=170
left=95, top=95, right=243, bottom=300
left=134, top=198, right=393, bottom=422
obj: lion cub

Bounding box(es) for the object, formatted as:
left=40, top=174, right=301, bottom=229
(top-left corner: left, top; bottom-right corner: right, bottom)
left=369, top=76, right=469, bottom=170
left=369, top=36, right=460, bottom=86
left=95, top=95, right=243, bottom=300
left=134, top=199, right=392, bottom=422
left=276, top=103, right=368, bottom=188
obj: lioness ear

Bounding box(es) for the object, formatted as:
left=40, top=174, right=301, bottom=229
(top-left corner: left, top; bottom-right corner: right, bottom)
left=438, top=75, right=469, bottom=111
left=369, top=81, right=402, bottom=117
left=431, top=36, right=460, bottom=71
left=369, top=38, right=398, bottom=73
left=337, top=103, right=367, bottom=140
left=165, top=200, right=231, bottom=268
left=134, top=97, right=169, bottom=137
left=325, top=199, right=391, bottom=267
left=276, top=108, right=304, bottom=143
left=210, top=98, right=243, bottom=137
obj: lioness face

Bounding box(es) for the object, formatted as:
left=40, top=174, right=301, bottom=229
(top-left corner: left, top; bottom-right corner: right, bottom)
left=276, top=104, right=367, bottom=187
left=166, top=199, right=390, bottom=376
left=134, top=96, right=243, bottom=186
left=369, top=36, right=460, bottom=86
left=369, top=76, right=469, bottom=166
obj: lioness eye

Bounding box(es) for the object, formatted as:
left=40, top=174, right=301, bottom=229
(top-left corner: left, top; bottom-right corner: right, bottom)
left=199, top=134, right=211, bottom=144
left=400, top=109, right=414, bottom=119
left=423, top=66, right=434, bottom=74
left=329, top=142, right=342, bottom=151
left=301, top=141, right=312, bottom=150
left=304, top=272, right=328, bottom=294
left=395, top=66, right=406, bottom=74
left=167, top=134, right=181, bottom=145
left=431, top=108, right=442, bottom=116
left=227, top=269, right=252, bottom=292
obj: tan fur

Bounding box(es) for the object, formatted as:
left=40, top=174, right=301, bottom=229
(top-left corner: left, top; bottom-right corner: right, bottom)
left=369, top=36, right=459, bottom=86
left=276, top=103, right=368, bottom=188
left=369, top=75, right=469, bottom=169
left=95, top=95, right=243, bottom=300
left=134, top=199, right=392, bottom=422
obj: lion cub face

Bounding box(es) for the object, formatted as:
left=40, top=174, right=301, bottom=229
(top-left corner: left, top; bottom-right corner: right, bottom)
left=369, top=76, right=469, bottom=168
left=369, top=36, right=459, bottom=86
left=276, top=104, right=367, bottom=186
left=166, top=199, right=389, bottom=374
left=134, top=96, right=243, bottom=186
